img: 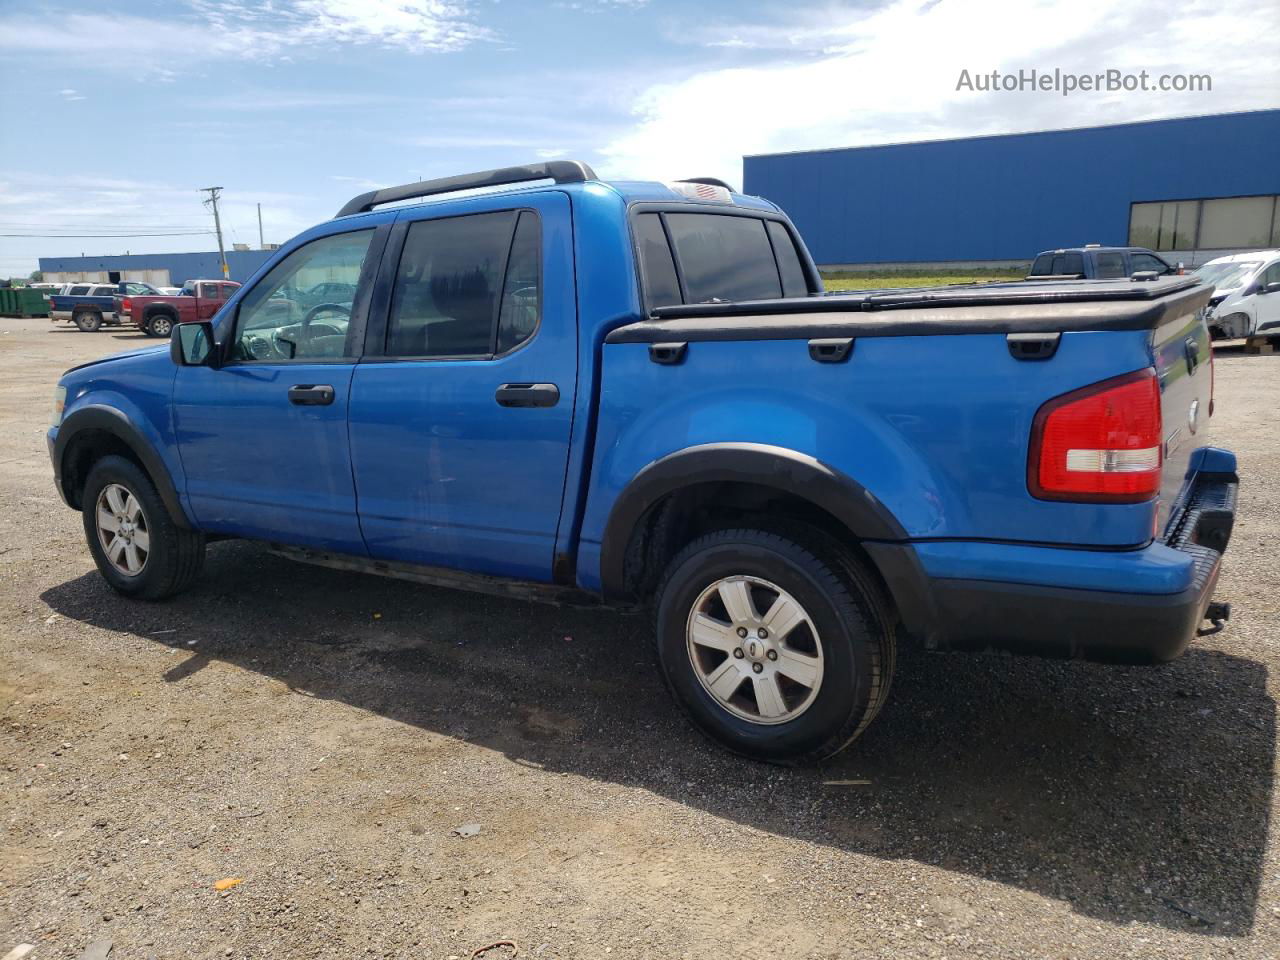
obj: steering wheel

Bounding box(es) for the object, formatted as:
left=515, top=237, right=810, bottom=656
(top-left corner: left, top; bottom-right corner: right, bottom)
left=301, top=302, right=351, bottom=339
left=270, top=302, right=351, bottom=358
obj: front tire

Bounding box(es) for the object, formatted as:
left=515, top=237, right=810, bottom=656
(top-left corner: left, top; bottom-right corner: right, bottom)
left=82, top=456, right=205, bottom=600
left=654, top=527, right=895, bottom=764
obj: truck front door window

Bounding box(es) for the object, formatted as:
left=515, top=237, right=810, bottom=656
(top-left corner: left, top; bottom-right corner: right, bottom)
left=1130, top=253, right=1170, bottom=275
left=232, top=229, right=374, bottom=361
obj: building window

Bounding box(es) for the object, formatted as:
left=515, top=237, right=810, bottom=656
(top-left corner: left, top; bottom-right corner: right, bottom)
left=1129, top=195, right=1280, bottom=251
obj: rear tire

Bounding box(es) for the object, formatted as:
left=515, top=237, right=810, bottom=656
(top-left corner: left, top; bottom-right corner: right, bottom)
left=74, top=310, right=102, bottom=332
left=145, top=313, right=174, bottom=338
left=653, top=526, right=895, bottom=764
left=82, top=455, right=205, bottom=600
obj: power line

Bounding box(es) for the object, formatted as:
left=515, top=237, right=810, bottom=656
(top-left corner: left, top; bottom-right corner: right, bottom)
left=0, top=221, right=213, bottom=227
left=0, top=231, right=217, bottom=238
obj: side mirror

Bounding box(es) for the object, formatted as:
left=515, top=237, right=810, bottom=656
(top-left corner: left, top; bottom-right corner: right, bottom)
left=1261, top=281, right=1280, bottom=296
left=170, top=321, right=220, bottom=367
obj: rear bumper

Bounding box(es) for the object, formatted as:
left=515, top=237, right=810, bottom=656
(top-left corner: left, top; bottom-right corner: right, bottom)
left=866, top=451, right=1237, bottom=664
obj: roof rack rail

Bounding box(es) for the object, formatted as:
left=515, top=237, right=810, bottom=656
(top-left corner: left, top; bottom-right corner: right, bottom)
left=335, top=160, right=597, bottom=218
left=676, top=177, right=734, bottom=190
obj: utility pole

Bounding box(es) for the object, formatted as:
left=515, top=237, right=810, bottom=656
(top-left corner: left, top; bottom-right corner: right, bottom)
left=200, top=186, right=228, bottom=278
left=257, top=203, right=264, bottom=249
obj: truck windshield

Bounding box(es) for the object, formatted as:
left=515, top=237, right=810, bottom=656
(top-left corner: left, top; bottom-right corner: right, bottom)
left=635, top=211, right=810, bottom=309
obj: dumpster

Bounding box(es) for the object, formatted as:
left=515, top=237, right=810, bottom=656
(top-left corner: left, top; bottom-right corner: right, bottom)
left=0, top=287, right=52, bottom=317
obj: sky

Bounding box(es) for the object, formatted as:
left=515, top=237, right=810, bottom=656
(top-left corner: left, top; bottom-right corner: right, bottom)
left=0, top=0, right=1277, bottom=277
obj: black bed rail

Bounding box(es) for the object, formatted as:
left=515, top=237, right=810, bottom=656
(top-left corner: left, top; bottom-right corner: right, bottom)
left=335, top=160, right=597, bottom=218
left=647, top=275, right=1204, bottom=320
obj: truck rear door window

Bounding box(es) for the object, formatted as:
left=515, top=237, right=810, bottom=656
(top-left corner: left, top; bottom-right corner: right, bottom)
left=665, top=213, right=782, bottom=304
left=1094, top=252, right=1126, bottom=279
left=387, top=210, right=539, bottom=358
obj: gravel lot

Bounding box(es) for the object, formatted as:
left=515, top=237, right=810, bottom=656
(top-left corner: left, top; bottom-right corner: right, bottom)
left=2, top=316, right=1278, bottom=960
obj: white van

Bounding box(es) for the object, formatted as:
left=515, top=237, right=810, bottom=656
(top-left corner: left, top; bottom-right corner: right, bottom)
left=1196, top=251, right=1280, bottom=340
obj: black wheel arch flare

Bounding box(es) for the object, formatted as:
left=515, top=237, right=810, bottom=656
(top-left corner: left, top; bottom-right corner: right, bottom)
left=54, top=405, right=192, bottom=530
left=598, top=442, right=908, bottom=600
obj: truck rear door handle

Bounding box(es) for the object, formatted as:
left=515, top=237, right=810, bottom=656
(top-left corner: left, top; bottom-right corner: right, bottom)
left=288, top=384, right=335, bottom=406
left=495, top=383, right=560, bottom=408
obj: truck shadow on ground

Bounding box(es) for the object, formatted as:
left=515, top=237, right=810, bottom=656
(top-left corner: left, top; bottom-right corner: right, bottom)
left=42, top=539, right=1273, bottom=938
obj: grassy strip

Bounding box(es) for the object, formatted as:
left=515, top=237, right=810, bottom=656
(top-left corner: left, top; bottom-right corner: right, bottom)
left=822, top=268, right=1027, bottom=291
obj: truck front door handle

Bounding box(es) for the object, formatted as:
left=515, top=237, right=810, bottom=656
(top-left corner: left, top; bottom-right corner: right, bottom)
left=495, top=383, right=560, bottom=408
left=288, top=384, right=335, bottom=406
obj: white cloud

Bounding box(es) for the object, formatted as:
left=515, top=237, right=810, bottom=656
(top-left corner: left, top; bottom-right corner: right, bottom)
left=599, top=0, right=1280, bottom=185
left=329, top=175, right=385, bottom=190
left=57, top=88, right=86, bottom=101
left=289, top=0, right=488, bottom=51
left=0, top=0, right=488, bottom=79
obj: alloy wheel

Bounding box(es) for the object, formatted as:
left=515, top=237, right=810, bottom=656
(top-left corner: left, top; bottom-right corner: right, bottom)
left=95, top=483, right=150, bottom=576
left=685, top=575, right=824, bottom=725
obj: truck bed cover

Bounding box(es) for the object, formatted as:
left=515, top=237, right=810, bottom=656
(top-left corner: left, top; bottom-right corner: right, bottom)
left=606, top=277, right=1209, bottom=343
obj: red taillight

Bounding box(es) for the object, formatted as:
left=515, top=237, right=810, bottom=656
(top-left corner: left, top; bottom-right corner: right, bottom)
left=121, top=297, right=132, bottom=313
left=1029, top=368, right=1162, bottom=502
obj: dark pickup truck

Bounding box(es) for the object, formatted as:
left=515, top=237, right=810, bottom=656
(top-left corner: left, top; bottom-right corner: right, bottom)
left=1029, top=245, right=1177, bottom=280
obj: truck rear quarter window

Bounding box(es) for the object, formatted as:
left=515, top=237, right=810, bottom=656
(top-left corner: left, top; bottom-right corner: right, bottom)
left=766, top=220, right=808, bottom=297
left=634, top=211, right=811, bottom=310
left=387, top=209, right=541, bottom=358
left=665, top=213, right=781, bottom=303
left=1031, top=252, right=1085, bottom=277
left=634, top=214, right=682, bottom=309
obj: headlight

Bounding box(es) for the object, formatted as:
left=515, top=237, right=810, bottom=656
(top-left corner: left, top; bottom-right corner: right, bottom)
left=51, top=385, right=66, bottom=427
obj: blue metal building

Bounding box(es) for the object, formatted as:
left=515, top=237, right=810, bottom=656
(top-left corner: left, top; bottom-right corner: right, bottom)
left=743, top=110, right=1280, bottom=268
left=38, top=249, right=275, bottom=285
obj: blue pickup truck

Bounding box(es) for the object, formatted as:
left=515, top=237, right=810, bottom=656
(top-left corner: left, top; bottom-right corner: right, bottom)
left=50, top=281, right=162, bottom=331
left=47, top=162, right=1237, bottom=763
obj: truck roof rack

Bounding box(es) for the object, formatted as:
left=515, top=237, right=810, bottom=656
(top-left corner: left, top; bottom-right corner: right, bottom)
left=335, top=160, right=598, bottom=218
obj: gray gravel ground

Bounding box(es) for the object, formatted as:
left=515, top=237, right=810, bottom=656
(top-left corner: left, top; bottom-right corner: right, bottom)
left=1, top=317, right=1278, bottom=960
